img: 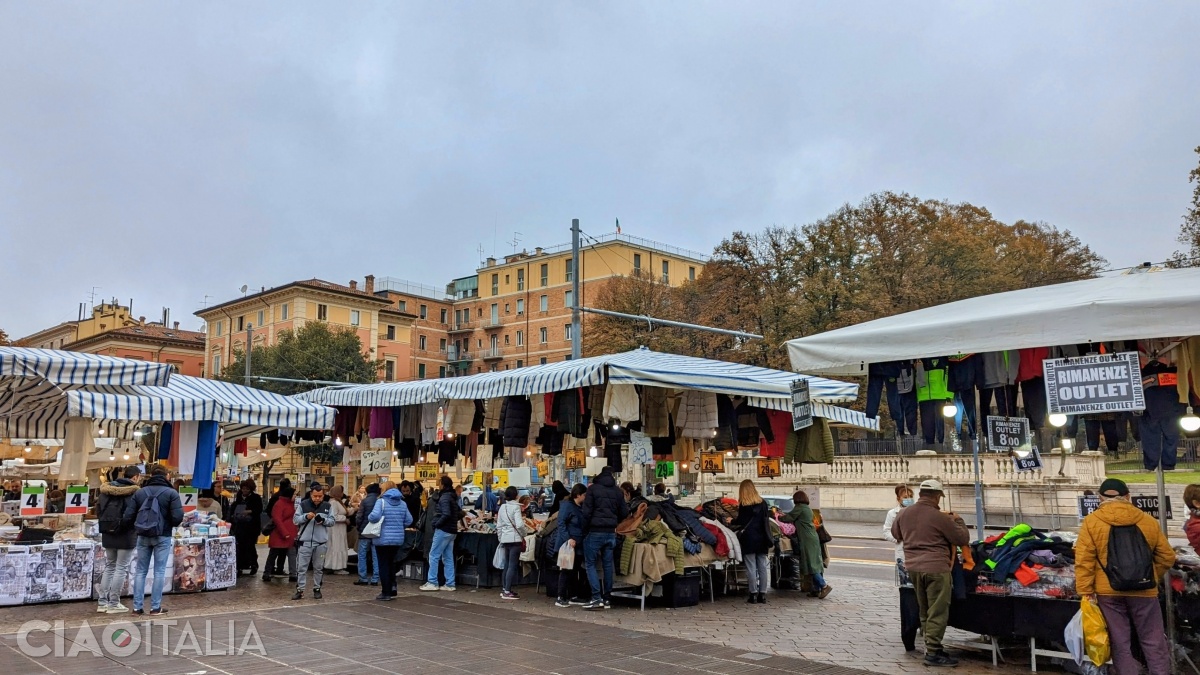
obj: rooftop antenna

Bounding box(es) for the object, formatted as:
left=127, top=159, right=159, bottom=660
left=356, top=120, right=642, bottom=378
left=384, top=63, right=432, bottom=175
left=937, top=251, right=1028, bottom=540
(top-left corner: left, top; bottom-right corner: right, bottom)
left=88, top=286, right=101, bottom=307
left=508, top=231, right=522, bottom=254
left=476, top=244, right=486, bottom=266
left=201, top=294, right=212, bottom=308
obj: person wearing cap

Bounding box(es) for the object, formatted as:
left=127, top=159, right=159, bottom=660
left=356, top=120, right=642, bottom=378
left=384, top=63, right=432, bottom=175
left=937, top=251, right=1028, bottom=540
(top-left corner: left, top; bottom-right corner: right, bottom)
left=1076, top=478, right=1175, bottom=675
left=292, top=481, right=334, bottom=600
left=890, top=478, right=969, bottom=667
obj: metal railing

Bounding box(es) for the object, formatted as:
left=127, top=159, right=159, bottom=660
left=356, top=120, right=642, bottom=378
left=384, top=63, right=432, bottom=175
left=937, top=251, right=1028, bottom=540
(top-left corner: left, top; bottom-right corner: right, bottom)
left=480, top=347, right=504, bottom=360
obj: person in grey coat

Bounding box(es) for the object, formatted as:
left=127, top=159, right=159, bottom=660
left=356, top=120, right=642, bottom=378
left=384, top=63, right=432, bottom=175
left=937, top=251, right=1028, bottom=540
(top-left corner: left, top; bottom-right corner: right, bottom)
left=292, top=482, right=334, bottom=600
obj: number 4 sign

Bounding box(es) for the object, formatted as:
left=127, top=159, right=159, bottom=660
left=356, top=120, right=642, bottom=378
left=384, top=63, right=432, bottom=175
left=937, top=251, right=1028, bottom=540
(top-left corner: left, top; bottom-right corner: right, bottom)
left=65, top=485, right=90, bottom=515
left=21, top=486, right=46, bottom=517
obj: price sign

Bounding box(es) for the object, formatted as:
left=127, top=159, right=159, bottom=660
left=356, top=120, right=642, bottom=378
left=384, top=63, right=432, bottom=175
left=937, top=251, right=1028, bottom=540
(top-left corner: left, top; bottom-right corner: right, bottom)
left=369, top=437, right=387, bottom=449
left=20, top=485, right=45, bottom=517
left=1132, top=495, right=1173, bottom=519
left=311, top=462, right=332, bottom=477
left=654, top=461, right=674, bottom=479
left=536, top=459, right=549, bottom=478
left=565, top=449, right=586, bottom=470
left=699, top=452, right=725, bottom=474
left=1012, top=446, right=1043, bottom=472
left=415, top=463, right=439, bottom=481
left=65, top=485, right=90, bottom=515
left=790, top=379, right=813, bottom=431
left=756, top=457, right=781, bottom=479
left=628, top=430, right=653, bottom=465
left=179, top=486, right=198, bottom=513
left=986, top=416, right=1031, bottom=454
left=361, top=450, right=393, bottom=476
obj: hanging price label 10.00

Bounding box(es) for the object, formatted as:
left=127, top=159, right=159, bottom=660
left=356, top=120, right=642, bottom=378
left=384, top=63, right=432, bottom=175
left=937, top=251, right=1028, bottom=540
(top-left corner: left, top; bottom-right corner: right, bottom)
left=415, top=463, right=439, bottom=481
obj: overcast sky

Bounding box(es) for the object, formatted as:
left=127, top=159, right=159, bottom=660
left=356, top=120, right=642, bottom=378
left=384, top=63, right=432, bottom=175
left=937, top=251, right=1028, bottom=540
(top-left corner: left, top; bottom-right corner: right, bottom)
left=2, top=2, right=1197, bottom=339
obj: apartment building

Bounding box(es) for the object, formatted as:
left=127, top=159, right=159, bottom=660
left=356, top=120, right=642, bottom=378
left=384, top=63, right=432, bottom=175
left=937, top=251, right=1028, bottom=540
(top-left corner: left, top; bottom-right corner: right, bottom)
left=16, top=301, right=206, bottom=376
left=195, top=277, right=416, bottom=383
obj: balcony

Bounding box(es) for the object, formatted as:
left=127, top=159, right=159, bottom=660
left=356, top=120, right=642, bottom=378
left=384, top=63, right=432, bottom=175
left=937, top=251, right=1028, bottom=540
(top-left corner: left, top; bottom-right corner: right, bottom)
left=481, top=347, right=504, bottom=361
left=447, top=320, right=473, bottom=334
left=482, top=318, right=504, bottom=330
left=447, top=349, right=472, bottom=363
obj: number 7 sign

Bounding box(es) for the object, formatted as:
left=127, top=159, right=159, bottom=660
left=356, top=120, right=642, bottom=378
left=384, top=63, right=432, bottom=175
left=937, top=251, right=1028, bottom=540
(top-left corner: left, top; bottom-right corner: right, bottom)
left=21, top=486, right=46, bottom=517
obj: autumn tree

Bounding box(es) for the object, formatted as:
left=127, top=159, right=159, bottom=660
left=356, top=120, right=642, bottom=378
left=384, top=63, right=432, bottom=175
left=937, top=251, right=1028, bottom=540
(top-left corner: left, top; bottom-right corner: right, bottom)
left=0, top=328, right=10, bottom=345
left=1169, top=145, right=1200, bottom=267
left=218, top=321, right=381, bottom=395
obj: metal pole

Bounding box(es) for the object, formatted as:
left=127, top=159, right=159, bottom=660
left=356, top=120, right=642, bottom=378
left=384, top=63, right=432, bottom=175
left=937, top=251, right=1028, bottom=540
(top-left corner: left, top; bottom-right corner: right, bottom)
left=969, top=437, right=985, bottom=540
left=577, top=306, right=764, bottom=340
left=571, top=218, right=581, bottom=361
left=244, top=323, right=253, bottom=386
left=1157, top=454, right=1180, bottom=674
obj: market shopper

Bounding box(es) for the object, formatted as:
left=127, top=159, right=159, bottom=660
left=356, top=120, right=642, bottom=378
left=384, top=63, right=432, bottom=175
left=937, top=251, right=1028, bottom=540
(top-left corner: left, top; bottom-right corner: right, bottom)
left=292, top=481, right=334, bottom=600
left=1076, top=478, right=1176, bottom=675
left=547, top=480, right=569, bottom=516
left=354, top=483, right=382, bottom=586
left=496, top=486, right=527, bottom=600
left=730, top=480, right=773, bottom=604
left=263, top=482, right=298, bottom=582
left=196, top=489, right=223, bottom=519
left=1185, top=483, right=1200, bottom=556
left=230, top=479, right=264, bottom=577
left=96, top=465, right=140, bottom=614
left=421, top=475, right=462, bottom=592
left=368, top=483, right=414, bottom=600
left=890, top=479, right=970, bottom=667
left=881, top=484, right=917, bottom=651
left=324, top=485, right=350, bottom=575
left=581, top=466, right=628, bottom=610
left=554, top=483, right=588, bottom=608
left=125, top=465, right=184, bottom=616
left=779, top=490, right=831, bottom=600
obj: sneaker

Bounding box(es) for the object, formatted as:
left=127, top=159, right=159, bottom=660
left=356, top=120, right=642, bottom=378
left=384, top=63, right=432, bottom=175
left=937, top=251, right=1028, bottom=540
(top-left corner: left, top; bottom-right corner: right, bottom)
left=291, top=590, right=303, bottom=600
left=148, top=608, right=168, bottom=616
left=554, top=598, right=570, bottom=608
left=369, top=581, right=379, bottom=586
left=439, top=586, right=456, bottom=592
left=261, top=573, right=271, bottom=582
left=132, top=609, right=144, bottom=616
left=603, top=600, right=611, bottom=609
left=582, top=599, right=605, bottom=611
left=568, top=596, right=589, bottom=606
left=418, top=583, right=440, bottom=592
left=353, top=580, right=370, bottom=586
left=500, top=591, right=519, bottom=600
left=375, top=593, right=394, bottom=601
left=924, top=652, right=958, bottom=667
left=106, top=604, right=130, bottom=614
left=313, top=588, right=322, bottom=600
left=818, top=586, right=833, bottom=599
left=97, top=604, right=111, bottom=613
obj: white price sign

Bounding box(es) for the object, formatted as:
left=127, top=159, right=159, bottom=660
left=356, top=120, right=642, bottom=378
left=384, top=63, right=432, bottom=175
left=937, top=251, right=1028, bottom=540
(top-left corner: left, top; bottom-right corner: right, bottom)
left=179, top=487, right=198, bottom=513
left=360, top=450, right=392, bottom=476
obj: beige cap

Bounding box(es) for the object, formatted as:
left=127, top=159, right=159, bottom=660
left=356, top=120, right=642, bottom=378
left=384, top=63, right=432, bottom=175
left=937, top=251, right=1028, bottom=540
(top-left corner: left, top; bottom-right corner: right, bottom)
left=918, top=478, right=945, bottom=493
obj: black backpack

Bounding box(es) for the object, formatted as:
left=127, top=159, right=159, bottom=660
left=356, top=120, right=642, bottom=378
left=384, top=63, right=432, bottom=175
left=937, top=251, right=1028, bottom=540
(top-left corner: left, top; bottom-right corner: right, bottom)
left=1102, top=524, right=1157, bottom=591
left=98, top=495, right=127, bottom=535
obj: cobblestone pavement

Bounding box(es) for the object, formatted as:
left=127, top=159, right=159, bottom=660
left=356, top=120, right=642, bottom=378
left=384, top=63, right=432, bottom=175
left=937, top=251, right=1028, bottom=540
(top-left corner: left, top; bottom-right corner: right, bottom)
left=2, top=567, right=1063, bottom=674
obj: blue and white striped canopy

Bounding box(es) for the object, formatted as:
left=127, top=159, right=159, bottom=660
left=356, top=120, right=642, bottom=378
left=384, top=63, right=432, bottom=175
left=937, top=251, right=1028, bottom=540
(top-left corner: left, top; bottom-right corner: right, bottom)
left=0, top=346, right=174, bottom=387
left=297, top=348, right=874, bottom=429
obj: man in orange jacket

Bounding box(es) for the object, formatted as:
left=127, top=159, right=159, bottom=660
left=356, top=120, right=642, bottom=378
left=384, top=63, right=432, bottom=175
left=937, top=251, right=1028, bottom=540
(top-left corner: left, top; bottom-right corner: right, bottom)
left=1075, top=478, right=1176, bottom=675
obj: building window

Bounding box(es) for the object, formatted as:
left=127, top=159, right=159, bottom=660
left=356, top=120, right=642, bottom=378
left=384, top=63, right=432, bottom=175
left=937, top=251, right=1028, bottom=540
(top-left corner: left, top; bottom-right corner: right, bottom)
left=438, top=366, right=446, bottom=378
left=504, top=274, right=510, bottom=285
left=317, top=304, right=328, bottom=321
left=257, top=310, right=265, bottom=327
left=439, top=338, right=447, bottom=350
left=350, top=310, right=360, bottom=326
left=384, top=360, right=395, bottom=382
left=662, top=260, right=670, bottom=284
left=419, top=335, right=427, bottom=350
left=516, top=269, right=525, bottom=291
left=516, top=299, right=524, bottom=314
left=505, top=303, right=510, bottom=314
left=565, top=324, right=573, bottom=341
left=516, top=330, right=523, bottom=346
left=440, top=308, right=447, bottom=323
left=540, top=295, right=548, bottom=312
left=281, top=303, right=289, bottom=320
left=386, top=324, right=395, bottom=340
left=490, top=364, right=498, bottom=373
left=565, top=258, right=574, bottom=282
left=236, top=316, right=244, bottom=332
left=516, top=360, right=523, bottom=368
left=419, top=304, right=427, bottom=319
left=215, top=321, right=223, bottom=337
left=213, top=355, right=222, bottom=374
left=418, top=363, right=426, bottom=379
left=490, top=304, right=499, bottom=324
left=564, top=290, right=573, bottom=308
left=540, top=357, right=548, bottom=365
left=540, top=327, right=548, bottom=343
left=633, top=253, right=641, bottom=270
left=491, top=274, right=499, bottom=295
left=540, top=263, right=548, bottom=287
left=504, top=334, right=510, bottom=345
left=398, top=300, right=407, bottom=312
left=689, top=266, right=696, bottom=281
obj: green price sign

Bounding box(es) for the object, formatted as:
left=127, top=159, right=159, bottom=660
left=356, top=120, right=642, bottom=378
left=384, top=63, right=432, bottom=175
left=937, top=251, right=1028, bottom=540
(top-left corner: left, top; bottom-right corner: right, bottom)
left=654, top=461, right=674, bottom=479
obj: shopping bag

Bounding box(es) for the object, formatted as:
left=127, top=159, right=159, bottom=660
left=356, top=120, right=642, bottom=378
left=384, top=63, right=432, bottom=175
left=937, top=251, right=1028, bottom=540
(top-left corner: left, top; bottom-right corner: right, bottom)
left=360, top=516, right=383, bottom=539
left=557, top=542, right=575, bottom=570
left=492, top=546, right=506, bottom=569
left=1064, top=609, right=1086, bottom=666
left=1080, top=598, right=1111, bottom=667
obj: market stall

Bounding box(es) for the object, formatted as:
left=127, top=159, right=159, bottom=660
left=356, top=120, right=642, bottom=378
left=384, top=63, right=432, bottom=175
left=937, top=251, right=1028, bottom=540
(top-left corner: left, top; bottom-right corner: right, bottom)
left=784, top=266, right=1200, bottom=669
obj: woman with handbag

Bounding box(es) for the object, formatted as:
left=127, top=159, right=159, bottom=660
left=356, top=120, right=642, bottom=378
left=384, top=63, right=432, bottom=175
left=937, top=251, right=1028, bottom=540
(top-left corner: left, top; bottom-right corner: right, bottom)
left=367, top=484, right=413, bottom=600
left=263, top=483, right=298, bottom=582
left=553, top=483, right=588, bottom=608
left=496, top=485, right=529, bottom=600
left=728, top=480, right=772, bottom=604
left=780, top=490, right=831, bottom=599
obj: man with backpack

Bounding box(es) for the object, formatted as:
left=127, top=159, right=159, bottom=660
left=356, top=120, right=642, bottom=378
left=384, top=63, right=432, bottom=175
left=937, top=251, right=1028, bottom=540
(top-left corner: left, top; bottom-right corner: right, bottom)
left=1076, top=478, right=1176, bottom=675
left=124, top=465, right=184, bottom=616
left=96, top=466, right=140, bottom=614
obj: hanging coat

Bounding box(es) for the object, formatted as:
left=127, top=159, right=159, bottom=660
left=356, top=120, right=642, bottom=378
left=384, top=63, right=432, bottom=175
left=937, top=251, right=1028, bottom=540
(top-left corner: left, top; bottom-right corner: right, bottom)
left=500, top=396, right=533, bottom=448
left=785, top=418, right=834, bottom=464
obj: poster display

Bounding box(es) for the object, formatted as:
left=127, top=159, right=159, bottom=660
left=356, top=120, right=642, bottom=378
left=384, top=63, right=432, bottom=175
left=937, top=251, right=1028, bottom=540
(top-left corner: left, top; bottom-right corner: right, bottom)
left=0, top=545, right=29, bottom=606
left=24, top=544, right=64, bottom=604
left=172, top=538, right=206, bottom=593
left=60, top=542, right=94, bottom=600
left=204, top=537, right=236, bottom=590
left=790, top=379, right=813, bottom=431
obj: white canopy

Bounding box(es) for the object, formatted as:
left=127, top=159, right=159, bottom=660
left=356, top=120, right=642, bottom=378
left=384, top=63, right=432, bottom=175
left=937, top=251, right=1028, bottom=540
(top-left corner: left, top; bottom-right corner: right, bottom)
left=786, top=267, right=1200, bottom=376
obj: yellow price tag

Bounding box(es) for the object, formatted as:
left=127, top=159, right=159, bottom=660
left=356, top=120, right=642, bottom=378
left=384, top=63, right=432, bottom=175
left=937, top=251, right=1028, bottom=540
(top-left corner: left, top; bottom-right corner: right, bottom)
left=415, top=463, right=439, bottom=481
left=699, top=452, right=725, bottom=474
left=565, top=448, right=586, bottom=470
left=756, top=457, right=781, bottom=479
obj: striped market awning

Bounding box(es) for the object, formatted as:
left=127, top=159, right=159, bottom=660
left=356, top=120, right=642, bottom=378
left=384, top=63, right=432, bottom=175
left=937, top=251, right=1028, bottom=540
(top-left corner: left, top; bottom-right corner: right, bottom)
left=1, top=346, right=174, bottom=387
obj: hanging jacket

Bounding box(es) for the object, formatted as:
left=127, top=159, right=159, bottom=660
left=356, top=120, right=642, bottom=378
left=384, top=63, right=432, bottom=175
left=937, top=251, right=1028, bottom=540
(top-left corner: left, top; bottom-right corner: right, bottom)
left=760, top=409, right=791, bottom=458
left=677, top=390, right=718, bottom=437
left=785, top=418, right=834, bottom=463
left=639, top=386, right=672, bottom=437
left=551, top=388, right=589, bottom=438
left=735, top=400, right=772, bottom=447
left=946, top=354, right=980, bottom=394
left=1016, top=347, right=1050, bottom=382
left=444, top=399, right=476, bottom=435
left=916, top=357, right=952, bottom=402
left=500, top=396, right=533, bottom=447
left=602, top=383, right=640, bottom=425
left=980, top=351, right=1020, bottom=389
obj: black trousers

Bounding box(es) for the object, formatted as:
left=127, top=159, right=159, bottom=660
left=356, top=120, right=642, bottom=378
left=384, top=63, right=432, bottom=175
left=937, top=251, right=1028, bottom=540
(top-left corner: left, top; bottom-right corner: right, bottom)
left=918, top=400, right=945, bottom=445
left=234, top=532, right=258, bottom=573
left=376, top=545, right=400, bottom=597
left=1085, top=418, right=1120, bottom=453
left=900, top=587, right=919, bottom=651
left=1020, top=377, right=1047, bottom=430
left=979, top=385, right=1019, bottom=418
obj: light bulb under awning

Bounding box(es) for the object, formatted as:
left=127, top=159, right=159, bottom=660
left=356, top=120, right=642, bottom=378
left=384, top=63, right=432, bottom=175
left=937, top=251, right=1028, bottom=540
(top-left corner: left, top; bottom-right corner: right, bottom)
left=1181, top=407, right=1200, bottom=432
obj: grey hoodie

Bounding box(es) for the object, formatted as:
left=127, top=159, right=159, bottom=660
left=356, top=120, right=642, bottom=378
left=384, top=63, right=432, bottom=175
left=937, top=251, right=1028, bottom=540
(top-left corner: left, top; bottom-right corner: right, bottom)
left=980, top=351, right=1020, bottom=389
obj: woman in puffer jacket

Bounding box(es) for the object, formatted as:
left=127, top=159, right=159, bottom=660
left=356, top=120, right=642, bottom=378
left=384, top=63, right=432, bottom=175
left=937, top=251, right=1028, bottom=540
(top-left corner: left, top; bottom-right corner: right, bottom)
left=368, top=486, right=413, bottom=601
left=496, top=486, right=527, bottom=600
